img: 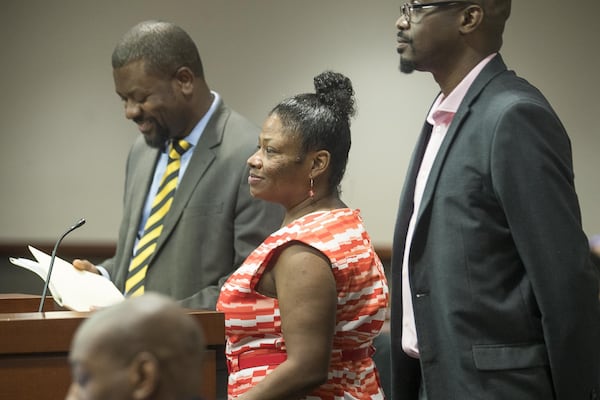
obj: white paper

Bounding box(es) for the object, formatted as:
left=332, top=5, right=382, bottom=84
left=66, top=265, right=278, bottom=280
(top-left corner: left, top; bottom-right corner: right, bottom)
left=8, top=246, right=124, bottom=312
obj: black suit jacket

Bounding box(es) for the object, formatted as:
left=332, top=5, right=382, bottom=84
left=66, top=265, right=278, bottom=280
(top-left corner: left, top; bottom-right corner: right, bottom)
left=391, top=55, right=600, bottom=399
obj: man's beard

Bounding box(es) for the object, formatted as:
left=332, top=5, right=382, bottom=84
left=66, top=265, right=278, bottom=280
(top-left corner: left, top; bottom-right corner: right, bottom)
left=399, top=57, right=416, bottom=74
left=140, top=121, right=170, bottom=150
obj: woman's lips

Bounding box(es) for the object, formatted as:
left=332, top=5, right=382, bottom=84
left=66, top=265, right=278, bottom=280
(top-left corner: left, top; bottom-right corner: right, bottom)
left=248, top=174, right=263, bottom=185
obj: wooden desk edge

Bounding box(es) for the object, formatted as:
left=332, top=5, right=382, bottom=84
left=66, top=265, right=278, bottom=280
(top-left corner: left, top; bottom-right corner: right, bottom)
left=0, top=309, right=224, bottom=354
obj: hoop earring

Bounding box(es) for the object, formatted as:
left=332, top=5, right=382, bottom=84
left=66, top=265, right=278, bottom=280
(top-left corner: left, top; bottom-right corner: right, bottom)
left=309, top=178, right=315, bottom=198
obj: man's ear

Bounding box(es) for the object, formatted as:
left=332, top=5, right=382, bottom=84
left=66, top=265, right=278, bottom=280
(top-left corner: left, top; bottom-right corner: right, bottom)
left=310, top=149, right=331, bottom=179
left=460, top=4, right=484, bottom=33
left=173, top=66, right=195, bottom=96
left=130, top=352, right=160, bottom=399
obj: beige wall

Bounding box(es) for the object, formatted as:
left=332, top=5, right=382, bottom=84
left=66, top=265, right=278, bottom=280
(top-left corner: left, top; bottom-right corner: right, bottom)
left=1, top=0, right=598, bottom=247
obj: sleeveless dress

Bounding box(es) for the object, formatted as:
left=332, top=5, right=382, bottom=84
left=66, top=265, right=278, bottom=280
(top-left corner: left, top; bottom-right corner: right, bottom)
left=217, top=208, right=389, bottom=399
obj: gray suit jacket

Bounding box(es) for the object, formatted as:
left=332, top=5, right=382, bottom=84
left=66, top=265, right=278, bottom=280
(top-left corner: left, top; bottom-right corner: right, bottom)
left=103, top=98, right=283, bottom=310
left=390, top=55, right=600, bottom=399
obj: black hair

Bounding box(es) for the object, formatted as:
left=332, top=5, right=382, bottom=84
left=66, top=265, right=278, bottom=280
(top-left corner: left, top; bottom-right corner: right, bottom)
left=270, top=71, right=356, bottom=194
left=112, top=20, right=204, bottom=78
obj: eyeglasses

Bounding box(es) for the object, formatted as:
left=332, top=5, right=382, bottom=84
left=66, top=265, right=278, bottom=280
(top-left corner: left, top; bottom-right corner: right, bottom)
left=400, top=1, right=476, bottom=24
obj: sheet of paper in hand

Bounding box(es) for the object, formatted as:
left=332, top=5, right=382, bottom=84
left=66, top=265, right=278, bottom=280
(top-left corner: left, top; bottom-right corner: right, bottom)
left=9, top=246, right=124, bottom=312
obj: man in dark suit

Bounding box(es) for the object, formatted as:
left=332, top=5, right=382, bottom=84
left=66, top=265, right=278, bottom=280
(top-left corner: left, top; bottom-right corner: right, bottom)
left=390, top=1, right=600, bottom=399
left=72, top=20, right=283, bottom=311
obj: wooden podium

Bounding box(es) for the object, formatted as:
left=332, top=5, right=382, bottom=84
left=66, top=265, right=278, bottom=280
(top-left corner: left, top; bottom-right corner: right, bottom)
left=0, top=294, right=225, bottom=400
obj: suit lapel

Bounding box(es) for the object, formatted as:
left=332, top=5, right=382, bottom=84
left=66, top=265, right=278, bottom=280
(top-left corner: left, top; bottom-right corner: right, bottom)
left=393, top=121, right=433, bottom=251
left=127, top=145, right=160, bottom=261
left=415, top=55, right=508, bottom=224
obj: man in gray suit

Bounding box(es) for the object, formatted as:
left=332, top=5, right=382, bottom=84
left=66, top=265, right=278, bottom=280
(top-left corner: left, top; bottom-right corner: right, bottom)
left=73, top=20, right=283, bottom=311
left=391, top=1, right=600, bottom=399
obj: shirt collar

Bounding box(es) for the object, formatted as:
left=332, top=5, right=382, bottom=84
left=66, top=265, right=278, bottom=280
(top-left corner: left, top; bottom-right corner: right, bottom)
left=427, top=53, right=497, bottom=125
left=166, top=90, right=220, bottom=151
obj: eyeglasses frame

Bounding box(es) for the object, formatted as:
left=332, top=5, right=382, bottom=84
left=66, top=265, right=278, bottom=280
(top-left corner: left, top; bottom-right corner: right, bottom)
left=400, top=1, right=477, bottom=24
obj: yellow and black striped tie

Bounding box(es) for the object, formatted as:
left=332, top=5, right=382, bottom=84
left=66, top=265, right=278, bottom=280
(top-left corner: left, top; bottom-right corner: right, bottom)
left=125, top=139, right=191, bottom=297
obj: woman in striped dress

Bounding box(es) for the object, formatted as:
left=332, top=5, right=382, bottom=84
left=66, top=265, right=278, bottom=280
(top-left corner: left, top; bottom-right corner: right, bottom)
left=217, top=71, right=389, bottom=399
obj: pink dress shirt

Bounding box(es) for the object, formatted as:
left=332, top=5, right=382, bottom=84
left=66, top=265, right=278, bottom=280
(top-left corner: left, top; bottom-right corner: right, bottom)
left=401, top=53, right=497, bottom=357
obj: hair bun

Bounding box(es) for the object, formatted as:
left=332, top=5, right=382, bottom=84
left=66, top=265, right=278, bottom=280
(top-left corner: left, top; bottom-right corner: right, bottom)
left=314, top=71, right=356, bottom=120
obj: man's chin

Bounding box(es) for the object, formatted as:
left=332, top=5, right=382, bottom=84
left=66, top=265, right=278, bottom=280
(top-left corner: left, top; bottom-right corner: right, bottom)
left=143, top=132, right=168, bottom=150
left=399, top=58, right=416, bottom=74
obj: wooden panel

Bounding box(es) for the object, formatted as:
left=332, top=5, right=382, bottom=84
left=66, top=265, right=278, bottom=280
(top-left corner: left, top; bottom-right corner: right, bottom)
left=0, top=294, right=60, bottom=313
left=0, top=355, right=71, bottom=399
left=0, top=299, right=224, bottom=400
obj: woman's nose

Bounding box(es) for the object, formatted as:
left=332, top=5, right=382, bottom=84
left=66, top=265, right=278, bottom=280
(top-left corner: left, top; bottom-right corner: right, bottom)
left=247, top=150, right=262, bottom=168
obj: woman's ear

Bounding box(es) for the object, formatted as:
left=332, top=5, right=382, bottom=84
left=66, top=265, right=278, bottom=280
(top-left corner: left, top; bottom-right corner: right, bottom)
left=310, top=150, right=331, bottom=179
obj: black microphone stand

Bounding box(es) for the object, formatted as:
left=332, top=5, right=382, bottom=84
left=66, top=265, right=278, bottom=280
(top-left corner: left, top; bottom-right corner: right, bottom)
left=38, top=218, right=86, bottom=312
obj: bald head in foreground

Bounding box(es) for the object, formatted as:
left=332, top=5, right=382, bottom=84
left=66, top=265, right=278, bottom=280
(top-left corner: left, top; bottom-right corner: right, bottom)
left=66, top=293, right=205, bottom=400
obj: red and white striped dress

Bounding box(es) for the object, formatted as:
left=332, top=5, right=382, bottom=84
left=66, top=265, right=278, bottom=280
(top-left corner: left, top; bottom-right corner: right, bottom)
left=217, top=208, right=389, bottom=399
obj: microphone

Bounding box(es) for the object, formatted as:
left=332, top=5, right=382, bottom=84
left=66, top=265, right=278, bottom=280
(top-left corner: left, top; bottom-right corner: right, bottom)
left=38, top=218, right=86, bottom=312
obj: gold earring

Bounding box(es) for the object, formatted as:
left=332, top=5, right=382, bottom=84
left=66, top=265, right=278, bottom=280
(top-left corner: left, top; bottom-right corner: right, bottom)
left=309, top=178, right=315, bottom=198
